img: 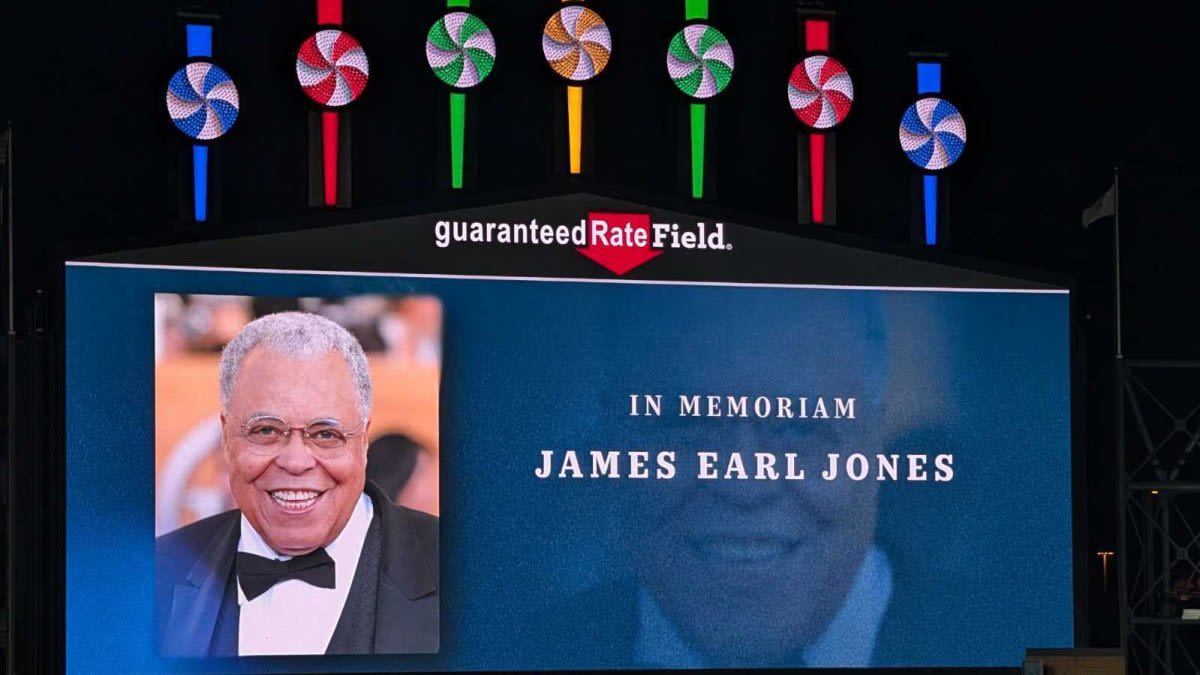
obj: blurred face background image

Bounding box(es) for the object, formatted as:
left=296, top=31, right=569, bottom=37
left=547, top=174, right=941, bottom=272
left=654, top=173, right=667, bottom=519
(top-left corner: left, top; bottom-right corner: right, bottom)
left=154, top=294, right=442, bottom=537
left=627, top=294, right=889, bottom=667
left=517, top=288, right=975, bottom=669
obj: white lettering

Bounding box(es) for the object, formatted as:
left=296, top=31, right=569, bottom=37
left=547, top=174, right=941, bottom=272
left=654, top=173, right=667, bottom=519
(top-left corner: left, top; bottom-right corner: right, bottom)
left=835, top=398, right=855, bottom=419
left=846, top=454, right=869, bottom=481
left=657, top=451, right=676, bottom=479
left=559, top=450, right=583, bottom=478
left=755, top=452, right=779, bottom=480
left=935, top=454, right=954, bottom=481
left=785, top=453, right=805, bottom=479
left=644, top=395, right=661, bottom=417
left=776, top=397, right=793, bottom=418
left=706, top=395, right=721, bottom=417
left=680, top=395, right=701, bottom=416
left=535, top=450, right=553, bottom=478
left=726, top=396, right=747, bottom=417
left=724, top=453, right=748, bottom=480
left=822, top=453, right=839, bottom=480
left=629, top=451, right=650, bottom=479
left=876, top=454, right=899, bottom=481
left=907, top=454, right=928, bottom=481
left=590, top=451, right=619, bottom=478
left=754, top=396, right=771, bottom=418
left=813, top=398, right=829, bottom=419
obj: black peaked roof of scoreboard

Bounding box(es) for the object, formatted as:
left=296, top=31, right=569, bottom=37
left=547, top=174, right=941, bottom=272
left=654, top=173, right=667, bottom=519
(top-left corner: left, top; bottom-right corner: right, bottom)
left=81, top=190, right=1066, bottom=291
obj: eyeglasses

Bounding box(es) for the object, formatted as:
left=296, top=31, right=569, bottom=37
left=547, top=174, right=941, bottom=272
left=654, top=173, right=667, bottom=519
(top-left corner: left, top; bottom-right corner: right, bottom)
left=230, top=414, right=366, bottom=459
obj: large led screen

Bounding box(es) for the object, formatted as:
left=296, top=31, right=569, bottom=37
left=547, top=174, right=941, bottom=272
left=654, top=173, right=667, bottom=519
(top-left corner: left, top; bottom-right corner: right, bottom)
left=66, top=262, right=1073, bottom=673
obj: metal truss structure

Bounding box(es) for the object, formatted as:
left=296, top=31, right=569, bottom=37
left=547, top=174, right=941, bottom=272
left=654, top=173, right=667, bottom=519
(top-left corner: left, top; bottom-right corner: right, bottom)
left=1118, top=358, right=1200, bottom=674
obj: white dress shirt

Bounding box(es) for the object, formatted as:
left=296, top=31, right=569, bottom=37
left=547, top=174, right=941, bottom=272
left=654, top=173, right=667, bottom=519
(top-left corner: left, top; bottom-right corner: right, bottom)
left=236, top=493, right=374, bottom=656
left=634, top=545, right=894, bottom=667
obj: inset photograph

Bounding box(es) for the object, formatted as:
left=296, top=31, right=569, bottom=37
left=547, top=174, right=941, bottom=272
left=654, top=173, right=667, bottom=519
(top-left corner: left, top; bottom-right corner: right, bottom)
left=153, top=294, right=441, bottom=657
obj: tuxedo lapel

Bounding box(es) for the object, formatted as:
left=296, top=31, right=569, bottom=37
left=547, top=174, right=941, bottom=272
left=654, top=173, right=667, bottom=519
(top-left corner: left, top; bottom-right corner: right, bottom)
left=373, top=570, right=439, bottom=653
left=161, top=512, right=239, bottom=658
left=325, top=512, right=382, bottom=654
left=367, top=481, right=439, bottom=654
left=210, top=563, right=241, bottom=657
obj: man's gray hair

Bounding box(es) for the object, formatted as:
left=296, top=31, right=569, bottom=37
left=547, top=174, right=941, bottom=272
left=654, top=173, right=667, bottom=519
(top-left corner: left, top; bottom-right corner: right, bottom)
left=219, top=311, right=373, bottom=419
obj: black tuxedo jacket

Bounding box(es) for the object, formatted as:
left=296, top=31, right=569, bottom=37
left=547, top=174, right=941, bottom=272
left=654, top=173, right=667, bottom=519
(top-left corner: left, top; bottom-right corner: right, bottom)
left=155, top=481, right=439, bottom=656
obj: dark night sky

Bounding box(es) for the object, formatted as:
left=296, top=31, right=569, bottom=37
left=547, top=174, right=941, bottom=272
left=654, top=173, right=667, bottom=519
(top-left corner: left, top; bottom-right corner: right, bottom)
left=3, top=0, right=1197, bottom=649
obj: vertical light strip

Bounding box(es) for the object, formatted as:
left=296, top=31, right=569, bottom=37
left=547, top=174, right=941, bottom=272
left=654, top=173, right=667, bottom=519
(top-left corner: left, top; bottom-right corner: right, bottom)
left=186, top=24, right=213, bottom=58
left=192, top=146, right=208, bottom=222
left=322, top=111, right=339, bottom=206
left=448, top=0, right=468, bottom=187
left=917, top=62, right=941, bottom=94
left=809, top=134, right=825, bottom=223
left=317, top=0, right=343, bottom=205
left=804, top=19, right=828, bottom=51
left=918, top=61, right=941, bottom=245
left=923, top=174, right=938, bottom=246
left=450, top=92, right=466, bottom=189
left=804, top=19, right=830, bottom=224
left=186, top=24, right=213, bottom=222
left=317, top=0, right=343, bottom=25
left=690, top=103, right=706, bottom=199
left=685, top=0, right=708, bottom=197
left=567, top=86, right=583, bottom=174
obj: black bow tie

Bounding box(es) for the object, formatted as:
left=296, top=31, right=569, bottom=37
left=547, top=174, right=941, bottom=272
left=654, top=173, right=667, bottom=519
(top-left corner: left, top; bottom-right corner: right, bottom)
left=236, top=548, right=336, bottom=601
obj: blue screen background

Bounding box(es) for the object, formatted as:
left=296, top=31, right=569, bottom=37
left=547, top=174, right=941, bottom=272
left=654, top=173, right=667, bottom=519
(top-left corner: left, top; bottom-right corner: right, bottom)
left=65, top=265, right=1073, bottom=673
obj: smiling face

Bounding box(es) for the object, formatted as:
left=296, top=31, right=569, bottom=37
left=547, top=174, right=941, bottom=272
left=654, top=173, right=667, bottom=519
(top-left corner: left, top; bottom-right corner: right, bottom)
left=627, top=298, right=886, bottom=666
left=221, top=346, right=368, bottom=556
left=633, top=420, right=880, bottom=665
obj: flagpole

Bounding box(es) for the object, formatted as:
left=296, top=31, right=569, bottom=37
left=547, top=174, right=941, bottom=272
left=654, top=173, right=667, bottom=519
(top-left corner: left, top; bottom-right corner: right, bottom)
left=5, top=121, right=12, bottom=336
left=3, top=121, right=13, bottom=675
left=1113, top=165, right=1122, bottom=358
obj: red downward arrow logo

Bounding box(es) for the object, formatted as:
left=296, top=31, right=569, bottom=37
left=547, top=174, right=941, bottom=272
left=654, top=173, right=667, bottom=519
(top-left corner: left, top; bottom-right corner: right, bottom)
left=576, top=212, right=662, bottom=276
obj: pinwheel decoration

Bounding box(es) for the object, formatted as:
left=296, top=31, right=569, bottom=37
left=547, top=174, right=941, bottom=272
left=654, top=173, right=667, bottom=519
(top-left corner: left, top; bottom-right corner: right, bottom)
left=899, top=97, right=966, bottom=171
left=165, top=24, right=239, bottom=222
left=788, top=13, right=852, bottom=226
left=667, top=24, right=734, bottom=99
left=166, top=63, right=240, bottom=141
left=296, top=29, right=370, bottom=108
left=666, top=16, right=734, bottom=199
left=901, top=59, right=966, bottom=245
left=542, top=3, right=612, bottom=175
left=667, top=17, right=729, bottom=198
left=295, top=0, right=370, bottom=208
left=788, top=55, right=853, bottom=131
left=426, top=10, right=496, bottom=189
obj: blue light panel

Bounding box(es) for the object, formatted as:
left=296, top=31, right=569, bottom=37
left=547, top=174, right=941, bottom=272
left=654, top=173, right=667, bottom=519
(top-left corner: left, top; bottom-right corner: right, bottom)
left=186, top=24, right=213, bottom=58
left=923, top=174, right=938, bottom=245
left=192, top=145, right=208, bottom=222
left=186, top=23, right=213, bottom=222
left=917, top=62, right=941, bottom=94
left=918, top=62, right=942, bottom=245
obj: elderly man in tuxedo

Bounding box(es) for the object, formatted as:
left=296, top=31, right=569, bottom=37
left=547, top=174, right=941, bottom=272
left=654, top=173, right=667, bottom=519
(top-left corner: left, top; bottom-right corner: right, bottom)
left=156, top=311, right=439, bottom=657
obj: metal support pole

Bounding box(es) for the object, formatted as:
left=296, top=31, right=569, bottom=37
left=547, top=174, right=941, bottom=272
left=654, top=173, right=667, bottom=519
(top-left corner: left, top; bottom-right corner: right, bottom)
left=1116, top=356, right=1130, bottom=666
left=1160, top=498, right=1171, bottom=672
left=3, top=120, right=13, bottom=675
